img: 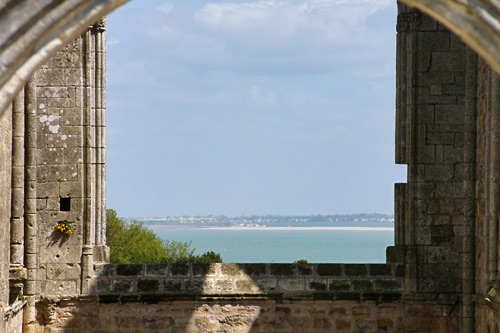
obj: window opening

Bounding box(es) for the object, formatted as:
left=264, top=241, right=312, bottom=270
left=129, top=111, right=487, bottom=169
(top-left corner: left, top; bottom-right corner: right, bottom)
left=60, top=197, right=71, bottom=212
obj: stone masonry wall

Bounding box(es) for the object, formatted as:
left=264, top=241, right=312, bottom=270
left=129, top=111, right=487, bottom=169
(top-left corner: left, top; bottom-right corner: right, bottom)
left=4, top=4, right=500, bottom=332
left=396, top=3, right=468, bottom=295
left=472, top=55, right=500, bottom=333
left=6, top=22, right=108, bottom=331
left=92, top=263, right=404, bottom=298
left=19, top=21, right=107, bottom=300
left=36, top=263, right=409, bottom=332
left=33, top=263, right=463, bottom=332
left=0, top=101, right=13, bottom=332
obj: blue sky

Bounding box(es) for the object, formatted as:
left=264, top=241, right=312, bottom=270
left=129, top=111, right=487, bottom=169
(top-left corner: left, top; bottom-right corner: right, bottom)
left=105, top=0, right=406, bottom=217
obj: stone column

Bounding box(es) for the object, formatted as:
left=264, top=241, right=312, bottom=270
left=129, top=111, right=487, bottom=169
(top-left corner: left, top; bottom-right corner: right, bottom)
left=24, top=78, right=37, bottom=331
left=10, top=91, right=25, bottom=267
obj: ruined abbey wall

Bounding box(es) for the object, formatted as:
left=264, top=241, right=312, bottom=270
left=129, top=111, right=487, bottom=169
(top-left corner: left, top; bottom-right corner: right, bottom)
left=3, top=2, right=500, bottom=332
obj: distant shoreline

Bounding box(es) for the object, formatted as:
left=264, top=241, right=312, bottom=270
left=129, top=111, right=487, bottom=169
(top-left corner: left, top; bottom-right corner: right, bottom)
left=147, top=226, right=394, bottom=231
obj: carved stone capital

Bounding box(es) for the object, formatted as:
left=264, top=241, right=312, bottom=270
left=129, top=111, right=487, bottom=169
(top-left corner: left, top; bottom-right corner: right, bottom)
left=91, top=18, right=106, bottom=33
left=397, top=12, right=422, bottom=32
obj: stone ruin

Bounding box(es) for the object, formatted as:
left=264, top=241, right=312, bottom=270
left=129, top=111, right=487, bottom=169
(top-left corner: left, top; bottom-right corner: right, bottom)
left=2, top=1, right=500, bottom=332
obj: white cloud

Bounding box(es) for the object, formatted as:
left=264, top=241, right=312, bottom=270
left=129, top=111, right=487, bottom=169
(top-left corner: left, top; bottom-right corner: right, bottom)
left=157, top=3, right=176, bottom=15
left=249, top=85, right=279, bottom=107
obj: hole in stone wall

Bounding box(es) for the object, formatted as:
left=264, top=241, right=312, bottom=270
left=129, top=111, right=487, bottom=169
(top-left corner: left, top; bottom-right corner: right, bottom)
left=60, top=198, right=71, bottom=212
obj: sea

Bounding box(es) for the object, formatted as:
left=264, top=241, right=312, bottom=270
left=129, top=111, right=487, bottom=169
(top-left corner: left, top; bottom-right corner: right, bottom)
left=151, top=221, right=394, bottom=263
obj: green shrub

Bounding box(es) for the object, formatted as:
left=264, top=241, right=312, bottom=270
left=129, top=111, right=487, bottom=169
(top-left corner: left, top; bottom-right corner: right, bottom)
left=106, top=209, right=222, bottom=264
left=293, top=259, right=308, bottom=264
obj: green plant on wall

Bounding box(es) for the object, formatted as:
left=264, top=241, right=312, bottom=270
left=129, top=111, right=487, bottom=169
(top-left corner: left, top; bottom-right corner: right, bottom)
left=52, top=220, right=72, bottom=235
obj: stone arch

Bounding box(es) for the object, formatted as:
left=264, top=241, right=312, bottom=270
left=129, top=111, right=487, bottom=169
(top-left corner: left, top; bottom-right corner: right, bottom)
left=2, top=1, right=500, bottom=332
left=398, top=0, right=500, bottom=75
left=0, top=0, right=129, bottom=114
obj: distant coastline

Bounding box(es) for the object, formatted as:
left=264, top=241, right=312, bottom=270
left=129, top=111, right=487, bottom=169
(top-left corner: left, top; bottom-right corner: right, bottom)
left=124, top=213, right=395, bottom=229
left=148, top=226, right=394, bottom=231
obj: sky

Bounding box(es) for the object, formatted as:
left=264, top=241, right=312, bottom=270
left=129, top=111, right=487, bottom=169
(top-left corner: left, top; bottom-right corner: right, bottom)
left=105, top=0, right=406, bottom=217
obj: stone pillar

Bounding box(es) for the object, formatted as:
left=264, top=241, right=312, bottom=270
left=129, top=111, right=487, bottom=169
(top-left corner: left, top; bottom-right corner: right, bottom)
left=24, top=78, right=37, bottom=331
left=81, top=19, right=108, bottom=294
left=462, top=47, right=477, bottom=333
left=0, top=99, right=13, bottom=332
left=394, top=3, right=422, bottom=294
left=10, top=91, right=25, bottom=267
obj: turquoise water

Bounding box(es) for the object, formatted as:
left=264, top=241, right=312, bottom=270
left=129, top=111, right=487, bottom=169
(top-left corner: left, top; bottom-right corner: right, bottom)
left=153, top=225, right=394, bottom=263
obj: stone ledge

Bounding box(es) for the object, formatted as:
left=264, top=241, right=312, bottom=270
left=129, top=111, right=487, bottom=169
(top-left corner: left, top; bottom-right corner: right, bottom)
left=95, top=291, right=403, bottom=304
left=92, top=263, right=405, bottom=298
left=95, top=263, right=405, bottom=279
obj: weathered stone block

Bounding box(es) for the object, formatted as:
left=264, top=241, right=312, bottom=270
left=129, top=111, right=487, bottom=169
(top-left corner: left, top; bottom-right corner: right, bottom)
left=63, top=148, right=83, bottom=164
left=418, top=32, right=450, bottom=52
left=374, top=279, right=403, bottom=291
left=242, top=264, right=267, bottom=276
left=185, top=279, right=205, bottom=292
left=424, top=164, right=454, bottom=181
left=428, top=246, right=460, bottom=263
left=163, top=280, right=182, bottom=292
left=278, top=279, right=305, bottom=291
left=435, top=104, right=464, bottom=124
left=59, top=181, right=83, bottom=198
left=432, top=51, right=465, bottom=72
left=344, top=264, right=367, bottom=276
left=296, top=263, right=313, bottom=276
left=96, top=280, right=111, bottom=293
left=430, top=225, right=454, bottom=244
left=145, top=264, right=168, bottom=277
left=417, top=71, right=455, bottom=85
left=368, top=264, right=392, bottom=276
left=113, top=280, right=133, bottom=293
left=214, top=279, right=233, bottom=292
left=255, top=278, right=277, bottom=291
left=192, top=263, right=215, bottom=277
left=270, top=264, right=294, bottom=276
left=170, top=263, right=189, bottom=277
left=137, top=279, right=160, bottom=292
left=352, top=280, right=373, bottom=291
left=116, top=264, right=143, bottom=277
left=47, top=263, right=81, bottom=280
left=220, top=264, right=242, bottom=276
left=235, top=279, right=261, bottom=293
left=307, top=279, right=327, bottom=291
left=316, top=264, right=342, bottom=276
left=44, top=280, right=78, bottom=295
left=415, top=145, right=435, bottom=164
left=328, top=280, right=350, bottom=291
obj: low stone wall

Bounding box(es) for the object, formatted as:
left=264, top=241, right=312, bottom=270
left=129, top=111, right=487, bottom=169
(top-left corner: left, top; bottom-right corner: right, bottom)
left=30, top=263, right=404, bottom=332
left=32, top=263, right=461, bottom=332
left=92, top=263, right=405, bottom=301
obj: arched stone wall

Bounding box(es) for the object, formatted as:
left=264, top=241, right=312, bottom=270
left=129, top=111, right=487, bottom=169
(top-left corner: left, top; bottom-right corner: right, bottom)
left=399, top=0, right=500, bottom=75
left=2, top=1, right=500, bottom=332
left=0, top=0, right=128, bottom=115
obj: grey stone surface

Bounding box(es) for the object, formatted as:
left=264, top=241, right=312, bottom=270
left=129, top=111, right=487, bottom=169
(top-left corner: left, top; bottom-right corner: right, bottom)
left=4, top=1, right=500, bottom=332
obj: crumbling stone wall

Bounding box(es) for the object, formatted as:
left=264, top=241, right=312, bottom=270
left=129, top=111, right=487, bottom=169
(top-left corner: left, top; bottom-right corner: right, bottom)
left=5, top=2, right=500, bottom=332
left=5, top=21, right=109, bottom=331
